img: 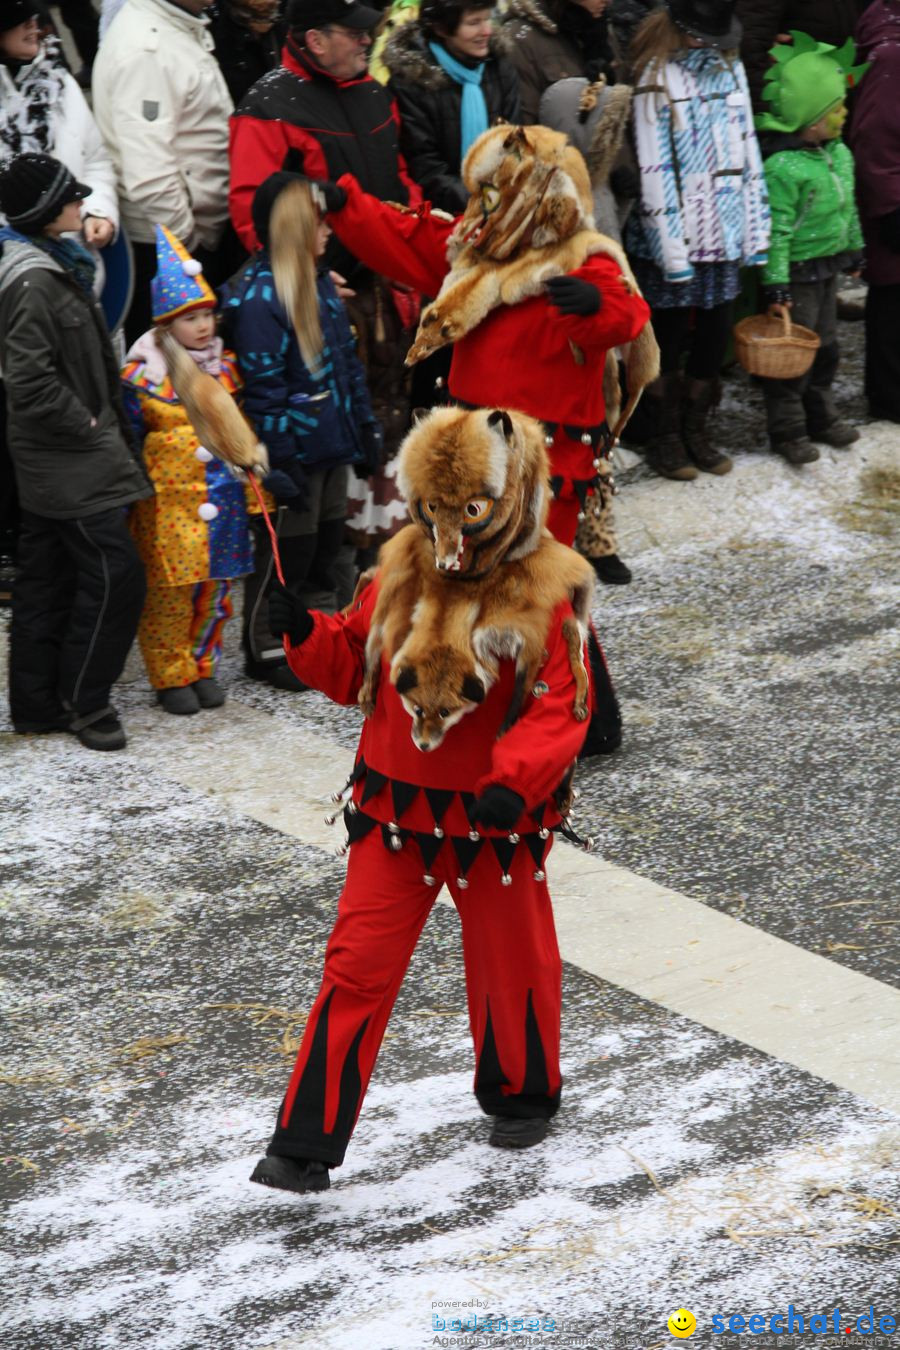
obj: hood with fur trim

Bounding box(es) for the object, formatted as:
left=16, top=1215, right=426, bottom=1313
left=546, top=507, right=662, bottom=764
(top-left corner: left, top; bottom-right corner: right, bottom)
left=500, top=0, right=558, bottom=36
left=538, top=77, right=632, bottom=189
left=382, top=21, right=508, bottom=88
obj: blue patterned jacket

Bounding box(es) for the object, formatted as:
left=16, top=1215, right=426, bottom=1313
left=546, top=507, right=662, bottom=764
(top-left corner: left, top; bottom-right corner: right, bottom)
left=221, top=258, right=377, bottom=492
left=627, top=47, right=770, bottom=282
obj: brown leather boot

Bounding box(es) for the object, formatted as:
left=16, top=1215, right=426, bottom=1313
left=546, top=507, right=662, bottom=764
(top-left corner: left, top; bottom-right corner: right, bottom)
left=682, top=377, right=733, bottom=475
left=644, top=374, right=698, bottom=481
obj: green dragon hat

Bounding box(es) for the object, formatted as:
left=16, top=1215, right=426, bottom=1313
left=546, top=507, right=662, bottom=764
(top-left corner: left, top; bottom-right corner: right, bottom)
left=755, top=31, right=869, bottom=134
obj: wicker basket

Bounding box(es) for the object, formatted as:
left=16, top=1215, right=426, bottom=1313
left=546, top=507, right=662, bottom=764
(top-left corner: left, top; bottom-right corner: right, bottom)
left=733, top=310, right=821, bottom=380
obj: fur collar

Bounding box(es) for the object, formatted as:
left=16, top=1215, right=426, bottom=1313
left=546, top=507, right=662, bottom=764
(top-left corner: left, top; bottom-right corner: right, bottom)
left=383, top=22, right=505, bottom=87
left=501, top=0, right=558, bottom=36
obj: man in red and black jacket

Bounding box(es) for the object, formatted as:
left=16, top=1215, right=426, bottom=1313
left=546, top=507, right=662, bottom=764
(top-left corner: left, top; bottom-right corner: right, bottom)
left=229, top=0, right=422, bottom=274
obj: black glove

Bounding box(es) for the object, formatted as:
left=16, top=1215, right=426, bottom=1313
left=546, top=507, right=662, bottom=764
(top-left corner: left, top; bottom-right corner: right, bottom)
left=879, top=207, right=900, bottom=253
left=468, top=785, right=526, bottom=831
left=268, top=583, right=314, bottom=648
left=546, top=275, right=602, bottom=317
left=609, top=164, right=640, bottom=200
left=262, top=466, right=309, bottom=513
left=312, top=180, right=347, bottom=214
left=354, top=421, right=384, bottom=479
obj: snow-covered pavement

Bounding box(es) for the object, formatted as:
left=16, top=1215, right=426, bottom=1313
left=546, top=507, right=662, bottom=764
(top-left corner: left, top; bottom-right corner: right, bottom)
left=2, top=371, right=899, bottom=1349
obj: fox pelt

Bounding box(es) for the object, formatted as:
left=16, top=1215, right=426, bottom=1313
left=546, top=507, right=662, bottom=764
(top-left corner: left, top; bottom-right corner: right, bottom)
left=156, top=328, right=269, bottom=476
left=405, top=123, right=659, bottom=440
left=357, top=406, right=595, bottom=752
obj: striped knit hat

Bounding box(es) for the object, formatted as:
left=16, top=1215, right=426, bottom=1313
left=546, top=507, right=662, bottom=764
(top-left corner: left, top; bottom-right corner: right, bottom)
left=0, top=153, right=90, bottom=233
left=150, top=224, right=216, bottom=323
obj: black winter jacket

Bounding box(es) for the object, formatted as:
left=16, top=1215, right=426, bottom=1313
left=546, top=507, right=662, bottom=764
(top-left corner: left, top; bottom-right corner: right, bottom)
left=0, top=238, right=151, bottom=520
left=384, top=25, right=521, bottom=215
left=735, top=0, right=866, bottom=108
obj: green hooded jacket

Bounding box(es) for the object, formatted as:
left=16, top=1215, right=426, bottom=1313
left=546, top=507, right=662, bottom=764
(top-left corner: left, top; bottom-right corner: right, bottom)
left=761, top=137, right=863, bottom=286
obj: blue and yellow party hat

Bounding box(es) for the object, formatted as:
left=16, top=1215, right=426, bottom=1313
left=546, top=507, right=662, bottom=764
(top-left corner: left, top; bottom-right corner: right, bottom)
left=150, top=224, right=216, bottom=323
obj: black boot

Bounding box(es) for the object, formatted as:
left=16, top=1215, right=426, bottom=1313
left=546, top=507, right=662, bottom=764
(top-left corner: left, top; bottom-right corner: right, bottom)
left=644, top=375, right=698, bottom=481
left=682, top=378, right=733, bottom=475
left=250, top=1154, right=331, bottom=1194
left=590, top=553, right=632, bottom=586
left=489, top=1117, right=549, bottom=1149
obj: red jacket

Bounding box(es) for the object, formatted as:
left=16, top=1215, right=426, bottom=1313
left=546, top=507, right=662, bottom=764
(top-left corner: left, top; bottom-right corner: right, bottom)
left=285, top=578, right=590, bottom=839
left=331, top=174, right=650, bottom=427
left=229, top=44, right=422, bottom=254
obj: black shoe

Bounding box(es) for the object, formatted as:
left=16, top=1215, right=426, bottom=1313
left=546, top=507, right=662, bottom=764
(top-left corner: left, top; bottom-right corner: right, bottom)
left=590, top=553, right=632, bottom=586
left=578, top=715, right=623, bottom=759
left=193, top=677, right=226, bottom=708
left=69, top=707, right=127, bottom=751
left=489, top=1117, right=549, bottom=1150
left=772, top=438, right=820, bottom=466
left=244, top=659, right=307, bottom=692
left=157, top=685, right=201, bottom=715
left=250, top=1154, right=331, bottom=1194
left=808, top=420, right=860, bottom=448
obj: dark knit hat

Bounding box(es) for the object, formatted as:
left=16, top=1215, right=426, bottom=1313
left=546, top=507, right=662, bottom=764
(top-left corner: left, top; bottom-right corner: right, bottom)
left=0, top=152, right=90, bottom=233
left=666, top=0, right=741, bottom=49
left=252, top=170, right=308, bottom=247
left=0, top=0, right=39, bottom=35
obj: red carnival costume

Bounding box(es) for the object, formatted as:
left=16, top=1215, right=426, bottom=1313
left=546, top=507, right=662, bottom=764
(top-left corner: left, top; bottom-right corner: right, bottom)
left=251, top=405, right=598, bottom=1194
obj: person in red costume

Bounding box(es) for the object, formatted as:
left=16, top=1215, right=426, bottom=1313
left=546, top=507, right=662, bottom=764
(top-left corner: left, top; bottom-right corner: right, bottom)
left=316, top=122, right=656, bottom=548
left=250, top=405, right=598, bottom=1196
left=314, top=124, right=658, bottom=754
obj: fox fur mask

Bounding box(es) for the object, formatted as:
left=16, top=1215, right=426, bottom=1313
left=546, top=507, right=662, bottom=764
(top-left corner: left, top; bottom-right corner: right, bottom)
left=358, top=407, right=595, bottom=751
left=397, top=405, right=549, bottom=580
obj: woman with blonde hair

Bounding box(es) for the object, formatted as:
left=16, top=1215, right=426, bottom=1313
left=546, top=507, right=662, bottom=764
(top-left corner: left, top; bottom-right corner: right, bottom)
left=626, top=0, right=769, bottom=479
left=222, top=173, right=384, bottom=690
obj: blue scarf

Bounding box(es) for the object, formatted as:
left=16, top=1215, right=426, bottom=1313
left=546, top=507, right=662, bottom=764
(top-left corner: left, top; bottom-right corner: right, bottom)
left=0, top=224, right=97, bottom=296
left=428, top=40, right=488, bottom=160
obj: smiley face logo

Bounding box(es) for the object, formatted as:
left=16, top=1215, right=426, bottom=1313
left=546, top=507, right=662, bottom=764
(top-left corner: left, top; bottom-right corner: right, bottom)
left=668, top=1308, right=697, bottom=1338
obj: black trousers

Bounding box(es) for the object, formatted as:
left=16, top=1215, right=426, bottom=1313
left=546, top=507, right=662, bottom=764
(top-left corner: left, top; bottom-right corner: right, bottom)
left=9, top=507, right=146, bottom=728
left=865, top=283, right=900, bottom=422
left=651, top=302, right=734, bottom=379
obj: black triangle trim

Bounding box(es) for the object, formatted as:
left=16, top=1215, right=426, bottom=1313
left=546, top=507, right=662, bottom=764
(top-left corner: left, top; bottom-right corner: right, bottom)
left=521, top=989, right=551, bottom=1099
left=360, top=768, right=388, bottom=805
left=415, top=832, right=444, bottom=870
left=351, top=756, right=367, bottom=783
left=345, top=809, right=378, bottom=844
left=490, top=836, right=517, bottom=874
left=573, top=479, right=591, bottom=509
left=530, top=801, right=547, bottom=828
left=524, top=832, right=549, bottom=868
left=459, top=790, right=477, bottom=822
left=423, top=787, right=455, bottom=824
left=451, top=834, right=484, bottom=875
left=390, top=779, right=420, bottom=821
left=549, top=475, right=564, bottom=500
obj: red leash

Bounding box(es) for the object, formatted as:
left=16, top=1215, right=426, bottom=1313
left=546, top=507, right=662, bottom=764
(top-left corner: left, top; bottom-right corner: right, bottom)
left=246, top=473, right=286, bottom=586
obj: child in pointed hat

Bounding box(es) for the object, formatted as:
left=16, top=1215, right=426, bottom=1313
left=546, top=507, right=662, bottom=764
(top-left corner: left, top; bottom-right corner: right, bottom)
left=122, top=225, right=262, bottom=715
left=755, top=33, right=868, bottom=466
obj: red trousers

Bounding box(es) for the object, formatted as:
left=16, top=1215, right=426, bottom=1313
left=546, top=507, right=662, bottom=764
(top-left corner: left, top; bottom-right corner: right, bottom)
left=268, top=827, right=563, bottom=1166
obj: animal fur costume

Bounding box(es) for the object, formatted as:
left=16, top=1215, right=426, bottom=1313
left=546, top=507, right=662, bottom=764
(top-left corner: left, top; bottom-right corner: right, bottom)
left=326, top=122, right=659, bottom=547
left=251, top=406, right=596, bottom=1183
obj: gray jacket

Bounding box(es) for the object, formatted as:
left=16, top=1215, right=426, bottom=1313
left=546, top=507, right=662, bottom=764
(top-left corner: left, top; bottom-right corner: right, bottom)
left=0, top=238, right=151, bottom=519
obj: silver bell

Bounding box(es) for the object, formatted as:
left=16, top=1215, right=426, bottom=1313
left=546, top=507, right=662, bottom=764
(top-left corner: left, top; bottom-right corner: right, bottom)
left=433, top=826, right=444, bottom=839
left=581, top=432, right=592, bottom=445
left=388, top=821, right=400, bottom=834
left=457, top=876, right=469, bottom=889
left=544, top=434, right=554, bottom=447
left=347, top=800, right=359, bottom=815
left=508, top=831, right=520, bottom=844
left=501, top=873, right=513, bottom=886
left=533, top=869, right=546, bottom=883
left=324, top=812, right=337, bottom=827
left=434, top=376, right=445, bottom=389
left=584, top=836, right=596, bottom=851
left=577, top=511, right=586, bottom=521
left=468, top=828, right=480, bottom=842
left=335, top=842, right=348, bottom=858
left=423, top=874, right=437, bottom=886
left=389, top=834, right=403, bottom=851
left=330, top=789, right=345, bottom=803
left=593, top=458, right=602, bottom=469
left=539, top=827, right=549, bottom=840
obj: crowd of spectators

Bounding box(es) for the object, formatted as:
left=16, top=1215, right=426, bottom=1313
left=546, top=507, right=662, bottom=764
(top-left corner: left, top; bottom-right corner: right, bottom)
left=0, top=0, right=894, bottom=749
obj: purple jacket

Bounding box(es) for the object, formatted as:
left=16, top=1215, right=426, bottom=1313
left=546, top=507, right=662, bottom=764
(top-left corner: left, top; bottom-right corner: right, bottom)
left=849, top=1, right=900, bottom=285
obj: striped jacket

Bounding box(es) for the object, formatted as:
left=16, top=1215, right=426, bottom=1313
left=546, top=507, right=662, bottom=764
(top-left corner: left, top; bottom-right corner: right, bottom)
left=627, top=46, right=770, bottom=282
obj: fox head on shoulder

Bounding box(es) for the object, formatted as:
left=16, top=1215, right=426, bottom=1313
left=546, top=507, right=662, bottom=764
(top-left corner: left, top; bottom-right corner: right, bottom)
left=392, top=647, right=486, bottom=751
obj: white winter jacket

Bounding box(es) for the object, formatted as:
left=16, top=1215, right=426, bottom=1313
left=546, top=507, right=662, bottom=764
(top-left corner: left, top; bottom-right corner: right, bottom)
left=92, top=0, right=233, bottom=249
left=0, top=45, right=119, bottom=229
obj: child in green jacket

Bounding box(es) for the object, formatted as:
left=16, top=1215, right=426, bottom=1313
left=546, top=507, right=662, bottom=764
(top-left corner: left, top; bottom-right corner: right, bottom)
left=755, top=32, right=867, bottom=466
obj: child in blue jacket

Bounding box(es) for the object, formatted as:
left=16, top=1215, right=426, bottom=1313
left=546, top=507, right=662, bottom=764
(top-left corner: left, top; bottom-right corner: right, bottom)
left=222, top=173, right=382, bottom=690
